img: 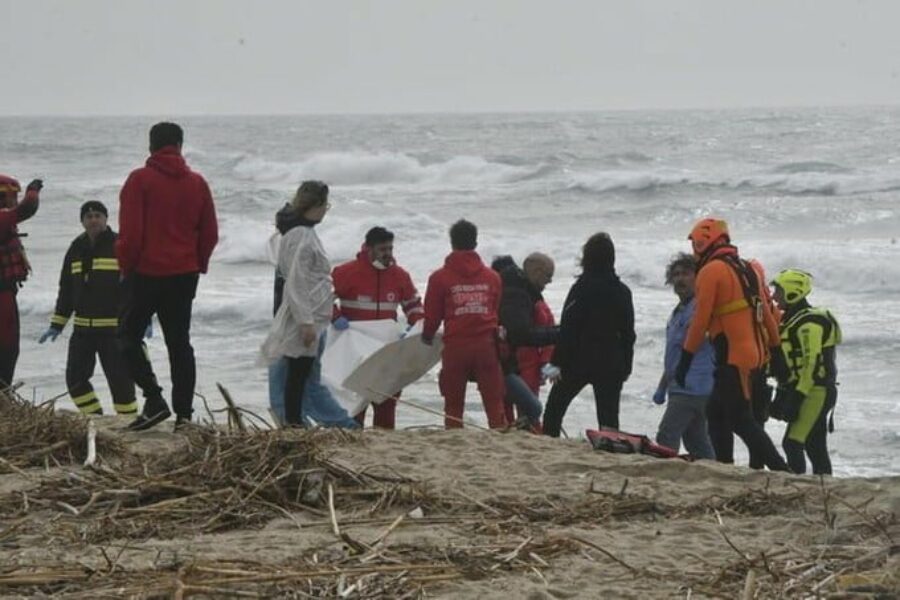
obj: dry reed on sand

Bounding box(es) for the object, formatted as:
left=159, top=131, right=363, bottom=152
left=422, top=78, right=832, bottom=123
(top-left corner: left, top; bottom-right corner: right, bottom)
left=0, top=388, right=125, bottom=473
left=0, top=425, right=427, bottom=544
left=0, top=398, right=897, bottom=598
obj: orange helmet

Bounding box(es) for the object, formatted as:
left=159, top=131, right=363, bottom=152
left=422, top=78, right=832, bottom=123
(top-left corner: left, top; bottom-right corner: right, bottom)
left=688, top=218, right=729, bottom=256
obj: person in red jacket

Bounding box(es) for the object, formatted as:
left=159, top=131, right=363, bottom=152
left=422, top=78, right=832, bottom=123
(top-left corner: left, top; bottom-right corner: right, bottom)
left=116, top=122, right=219, bottom=431
left=332, top=226, right=424, bottom=429
left=0, top=176, right=42, bottom=388
left=422, top=219, right=507, bottom=429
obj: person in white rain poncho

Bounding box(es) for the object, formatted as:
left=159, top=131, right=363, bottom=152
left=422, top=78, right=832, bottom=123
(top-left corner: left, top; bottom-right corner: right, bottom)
left=261, top=181, right=333, bottom=426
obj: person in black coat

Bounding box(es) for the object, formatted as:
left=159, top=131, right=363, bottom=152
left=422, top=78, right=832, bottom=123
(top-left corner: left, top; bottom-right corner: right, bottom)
left=542, top=232, right=635, bottom=437
left=492, top=255, right=559, bottom=430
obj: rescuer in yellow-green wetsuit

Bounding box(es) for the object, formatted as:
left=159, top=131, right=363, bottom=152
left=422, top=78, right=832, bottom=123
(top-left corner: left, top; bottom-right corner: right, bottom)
left=770, top=269, right=841, bottom=475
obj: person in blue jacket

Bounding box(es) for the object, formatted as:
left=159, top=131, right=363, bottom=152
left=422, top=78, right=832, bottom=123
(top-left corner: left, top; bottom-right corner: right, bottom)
left=653, top=253, right=716, bottom=459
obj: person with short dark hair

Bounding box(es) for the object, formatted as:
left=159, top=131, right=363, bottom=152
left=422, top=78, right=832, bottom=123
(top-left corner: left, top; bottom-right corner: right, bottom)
left=542, top=232, right=635, bottom=437
left=652, top=253, right=715, bottom=458
left=149, top=122, right=184, bottom=152
left=39, top=201, right=137, bottom=416
left=117, top=122, right=218, bottom=431
left=332, top=225, right=424, bottom=428
left=422, top=220, right=507, bottom=429
left=449, top=219, right=477, bottom=251
left=0, top=175, right=42, bottom=388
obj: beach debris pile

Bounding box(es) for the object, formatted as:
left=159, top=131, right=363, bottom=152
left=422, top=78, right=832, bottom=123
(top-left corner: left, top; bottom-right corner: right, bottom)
left=0, top=387, right=896, bottom=598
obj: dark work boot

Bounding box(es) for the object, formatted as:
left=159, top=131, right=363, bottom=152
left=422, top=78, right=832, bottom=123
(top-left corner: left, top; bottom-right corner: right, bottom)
left=127, top=397, right=171, bottom=431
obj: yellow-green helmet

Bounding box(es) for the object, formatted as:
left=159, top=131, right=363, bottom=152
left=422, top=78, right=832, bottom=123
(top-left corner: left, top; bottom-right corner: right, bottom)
left=772, top=269, right=813, bottom=304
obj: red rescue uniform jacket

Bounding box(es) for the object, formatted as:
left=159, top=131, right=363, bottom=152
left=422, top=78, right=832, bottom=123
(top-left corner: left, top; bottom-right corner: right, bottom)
left=332, top=249, right=424, bottom=324
left=423, top=250, right=502, bottom=345
left=117, top=147, right=218, bottom=276
left=516, top=299, right=556, bottom=393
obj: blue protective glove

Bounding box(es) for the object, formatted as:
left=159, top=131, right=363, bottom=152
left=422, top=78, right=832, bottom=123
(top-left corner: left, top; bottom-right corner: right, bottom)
left=333, top=316, right=350, bottom=331
left=38, top=327, right=61, bottom=344
left=144, top=322, right=153, bottom=339
left=541, top=363, right=561, bottom=383
left=652, top=388, right=666, bottom=405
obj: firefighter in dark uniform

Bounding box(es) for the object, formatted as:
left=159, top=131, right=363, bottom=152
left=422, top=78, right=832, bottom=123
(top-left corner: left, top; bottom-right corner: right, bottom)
left=39, top=201, right=137, bottom=415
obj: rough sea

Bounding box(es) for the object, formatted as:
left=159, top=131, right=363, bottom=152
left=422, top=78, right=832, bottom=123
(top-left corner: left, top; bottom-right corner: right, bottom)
left=1, top=108, right=898, bottom=477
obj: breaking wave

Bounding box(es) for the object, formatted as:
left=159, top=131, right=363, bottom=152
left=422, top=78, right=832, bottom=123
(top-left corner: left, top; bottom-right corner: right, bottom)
left=228, top=151, right=541, bottom=186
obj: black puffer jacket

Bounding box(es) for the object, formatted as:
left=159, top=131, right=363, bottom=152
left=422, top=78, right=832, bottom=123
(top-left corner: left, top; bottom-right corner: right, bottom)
left=552, top=269, right=635, bottom=381
left=497, top=265, right=559, bottom=374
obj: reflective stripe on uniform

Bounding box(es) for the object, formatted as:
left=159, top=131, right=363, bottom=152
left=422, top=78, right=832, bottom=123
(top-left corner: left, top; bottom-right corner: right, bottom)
left=91, top=318, right=118, bottom=327
left=340, top=299, right=400, bottom=311
left=114, top=401, right=138, bottom=414
left=714, top=297, right=749, bottom=317
left=51, top=314, right=69, bottom=326
left=71, top=391, right=101, bottom=414
left=71, top=261, right=83, bottom=274
left=72, top=315, right=119, bottom=328
left=92, top=258, right=119, bottom=271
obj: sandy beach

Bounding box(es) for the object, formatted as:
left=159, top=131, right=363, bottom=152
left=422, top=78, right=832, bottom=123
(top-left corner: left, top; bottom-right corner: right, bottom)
left=1, top=391, right=898, bottom=599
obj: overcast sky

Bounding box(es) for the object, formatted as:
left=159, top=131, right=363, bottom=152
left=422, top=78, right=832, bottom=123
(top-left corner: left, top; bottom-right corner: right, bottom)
left=3, top=0, right=900, bottom=115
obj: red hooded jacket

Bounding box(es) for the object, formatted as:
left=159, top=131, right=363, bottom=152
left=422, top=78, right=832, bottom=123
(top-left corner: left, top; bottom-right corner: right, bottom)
left=117, top=147, right=218, bottom=276
left=423, top=250, right=502, bottom=345
left=332, top=248, right=423, bottom=323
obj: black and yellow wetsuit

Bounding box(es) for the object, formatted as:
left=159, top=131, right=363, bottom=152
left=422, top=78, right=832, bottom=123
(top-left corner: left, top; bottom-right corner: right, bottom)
left=50, top=228, right=136, bottom=415
left=775, top=301, right=841, bottom=474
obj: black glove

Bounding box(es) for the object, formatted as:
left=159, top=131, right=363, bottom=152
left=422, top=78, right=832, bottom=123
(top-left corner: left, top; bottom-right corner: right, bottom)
left=768, top=346, right=789, bottom=383
left=674, top=350, right=694, bottom=388
left=26, top=179, right=43, bottom=192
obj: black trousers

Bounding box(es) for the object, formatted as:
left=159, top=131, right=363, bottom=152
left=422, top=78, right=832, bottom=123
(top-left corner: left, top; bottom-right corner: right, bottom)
left=67, top=331, right=136, bottom=415
left=0, top=289, right=19, bottom=388
left=283, top=356, right=315, bottom=425
left=117, top=273, right=198, bottom=418
left=748, top=370, right=772, bottom=469
left=707, top=365, right=790, bottom=471
left=543, top=372, right=622, bottom=437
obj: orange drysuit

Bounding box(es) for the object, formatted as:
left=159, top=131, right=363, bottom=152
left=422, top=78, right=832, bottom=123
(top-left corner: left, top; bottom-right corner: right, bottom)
left=683, top=246, right=779, bottom=398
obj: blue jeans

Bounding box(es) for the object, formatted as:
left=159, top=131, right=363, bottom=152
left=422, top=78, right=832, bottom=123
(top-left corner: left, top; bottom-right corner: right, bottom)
left=268, top=333, right=359, bottom=429
left=655, top=393, right=715, bottom=459
left=505, top=373, right=543, bottom=422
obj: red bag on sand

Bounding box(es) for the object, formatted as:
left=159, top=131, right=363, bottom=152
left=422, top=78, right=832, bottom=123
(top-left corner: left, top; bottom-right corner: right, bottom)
left=585, top=429, right=680, bottom=459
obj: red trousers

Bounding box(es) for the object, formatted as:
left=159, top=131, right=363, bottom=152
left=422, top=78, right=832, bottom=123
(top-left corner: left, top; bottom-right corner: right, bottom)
left=438, top=337, right=507, bottom=429
left=355, top=394, right=398, bottom=429
left=0, top=290, right=19, bottom=387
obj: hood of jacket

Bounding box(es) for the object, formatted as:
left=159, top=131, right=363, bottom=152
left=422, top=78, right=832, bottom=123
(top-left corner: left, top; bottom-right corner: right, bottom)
left=444, top=250, right=486, bottom=278
left=275, top=203, right=319, bottom=234
left=699, top=243, right=739, bottom=267
left=500, top=265, right=541, bottom=301
left=146, top=147, right=189, bottom=178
